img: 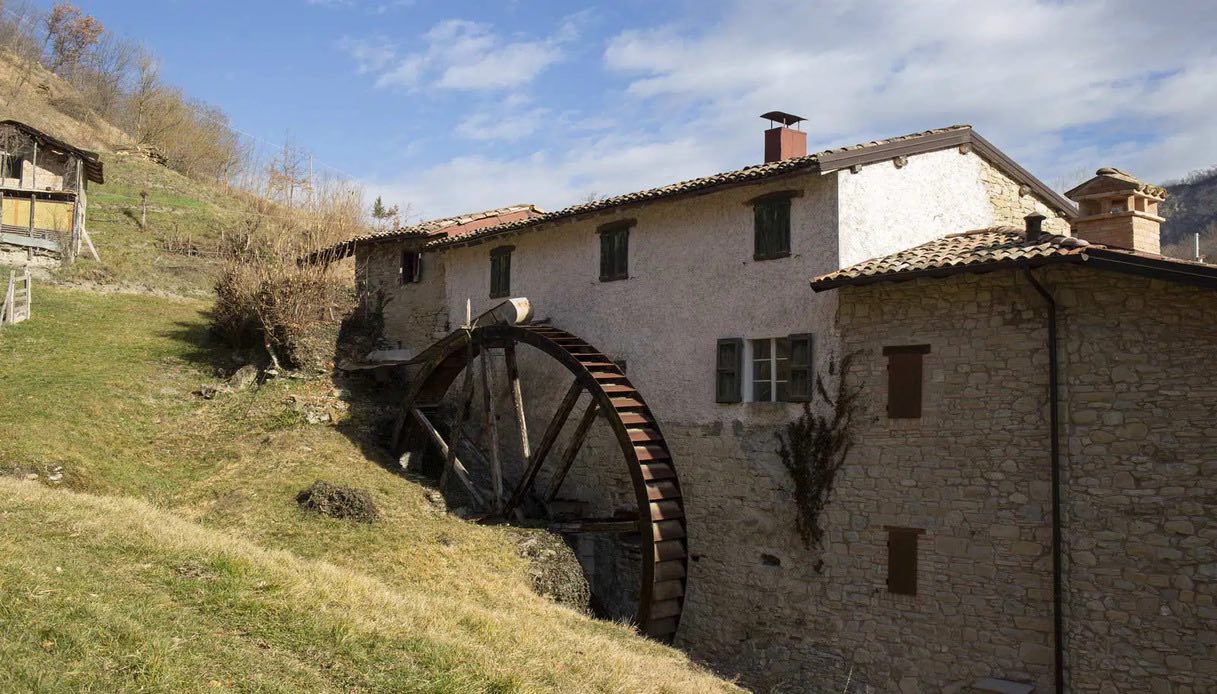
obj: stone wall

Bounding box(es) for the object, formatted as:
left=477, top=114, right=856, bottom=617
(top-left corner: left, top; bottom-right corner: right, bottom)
left=356, top=242, right=449, bottom=355
left=810, top=265, right=1217, bottom=692
left=977, top=154, right=1072, bottom=235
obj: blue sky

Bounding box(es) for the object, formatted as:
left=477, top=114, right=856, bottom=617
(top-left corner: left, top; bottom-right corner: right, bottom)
left=45, top=1, right=1217, bottom=220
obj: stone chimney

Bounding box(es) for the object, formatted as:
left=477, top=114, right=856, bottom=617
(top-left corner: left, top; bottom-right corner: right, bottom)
left=761, top=111, right=807, bottom=163
left=1064, top=167, right=1168, bottom=255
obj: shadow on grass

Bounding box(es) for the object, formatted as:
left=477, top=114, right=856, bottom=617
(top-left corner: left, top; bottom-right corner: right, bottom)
left=331, top=367, right=412, bottom=474
left=159, top=311, right=261, bottom=378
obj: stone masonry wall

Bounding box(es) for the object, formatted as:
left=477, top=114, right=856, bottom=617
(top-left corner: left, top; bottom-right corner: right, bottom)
left=977, top=154, right=1072, bottom=235
left=821, top=266, right=1217, bottom=692
left=1053, top=267, right=1217, bottom=692
left=356, top=243, right=448, bottom=355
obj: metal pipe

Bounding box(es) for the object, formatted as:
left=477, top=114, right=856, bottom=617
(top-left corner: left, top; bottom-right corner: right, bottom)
left=1024, top=265, right=1064, bottom=694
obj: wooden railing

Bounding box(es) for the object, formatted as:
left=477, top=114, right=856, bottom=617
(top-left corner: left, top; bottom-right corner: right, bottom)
left=1, top=270, right=31, bottom=326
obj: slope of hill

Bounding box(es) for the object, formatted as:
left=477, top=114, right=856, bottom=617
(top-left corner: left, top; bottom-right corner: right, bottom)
left=0, top=286, right=736, bottom=692
left=0, top=49, right=127, bottom=151
left=1162, top=168, right=1217, bottom=260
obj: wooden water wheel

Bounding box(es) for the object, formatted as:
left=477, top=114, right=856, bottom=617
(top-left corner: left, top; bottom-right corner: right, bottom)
left=391, top=306, right=687, bottom=642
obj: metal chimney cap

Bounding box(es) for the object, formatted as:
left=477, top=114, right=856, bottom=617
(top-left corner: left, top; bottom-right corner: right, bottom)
left=760, top=111, right=806, bottom=127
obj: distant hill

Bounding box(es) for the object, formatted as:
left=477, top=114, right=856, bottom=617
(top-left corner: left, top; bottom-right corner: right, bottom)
left=1162, top=167, right=1217, bottom=260
left=0, top=49, right=127, bottom=152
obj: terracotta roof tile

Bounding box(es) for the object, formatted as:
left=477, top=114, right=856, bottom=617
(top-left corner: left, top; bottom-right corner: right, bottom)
left=811, top=228, right=1093, bottom=289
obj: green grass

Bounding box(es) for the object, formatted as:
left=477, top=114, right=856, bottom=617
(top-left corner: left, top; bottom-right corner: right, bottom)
left=0, top=286, right=736, bottom=693
left=53, top=154, right=248, bottom=295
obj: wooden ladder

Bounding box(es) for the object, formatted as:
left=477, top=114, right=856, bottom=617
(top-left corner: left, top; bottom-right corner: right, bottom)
left=1, top=270, right=31, bottom=326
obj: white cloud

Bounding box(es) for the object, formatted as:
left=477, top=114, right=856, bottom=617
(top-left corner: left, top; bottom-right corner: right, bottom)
left=455, top=108, right=549, bottom=141
left=602, top=0, right=1217, bottom=184
left=337, top=35, right=396, bottom=74
left=362, top=18, right=571, bottom=91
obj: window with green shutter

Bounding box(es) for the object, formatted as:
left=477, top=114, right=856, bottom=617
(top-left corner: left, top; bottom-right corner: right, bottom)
left=598, top=221, right=631, bottom=281
left=886, top=526, right=924, bottom=595
left=753, top=196, right=791, bottom=260
left=489, top=246, right=513, bottom=298
left=787, top=333, right=813, bottom=401
left=716, top=338, right=743, bottom=403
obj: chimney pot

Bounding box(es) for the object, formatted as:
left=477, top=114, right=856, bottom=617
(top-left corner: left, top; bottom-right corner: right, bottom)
left=760, top=111, right=807, bottom=163
left=1024, top=213, right=1046, bottom=241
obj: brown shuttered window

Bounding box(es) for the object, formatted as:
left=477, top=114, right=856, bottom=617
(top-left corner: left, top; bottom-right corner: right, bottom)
left=716, top=338, right=743, bottom=403
left=787, top=333, right=813, bottom=402
left=489, top=246, right=513, bottom=298
left=884, top=345, right=930, bottom=418
left=598, top=222, right=630, bottom=281
left=886, top=526, right=924, bottom=595
left=400, top=250, right=421, bottom=284
left=753, top=196, right=792, bottom=260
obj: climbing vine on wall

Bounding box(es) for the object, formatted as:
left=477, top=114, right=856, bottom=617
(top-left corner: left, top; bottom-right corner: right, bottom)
left=776, top=351, right=862, bottom=549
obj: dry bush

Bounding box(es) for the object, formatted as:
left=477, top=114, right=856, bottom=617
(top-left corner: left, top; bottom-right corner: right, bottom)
left=214, top=174, right=363, bottom=372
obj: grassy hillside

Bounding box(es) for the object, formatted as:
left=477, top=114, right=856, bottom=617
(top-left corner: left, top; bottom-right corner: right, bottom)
left=54, top=152, right=245, bottom=295
left=0, top=286, right=736, bottom=693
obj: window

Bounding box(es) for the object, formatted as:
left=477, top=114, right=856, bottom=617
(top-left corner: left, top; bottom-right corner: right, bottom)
left=753, top=196, right=791, bottom=260
left=1, top=153, right=21, bottom=180
left=886, top=527, right=924, bottom=595
left=787, top=333, right=813, bottom=402
left=489, top=246, right=513, bottom=298
left=399, top=250, right=421, bottom=284
left=751, top=337, right=790, bottom=402
left=598, top=221, right=631, bottom=281
left=715, top=338, right=743, bottom=403
left=884, top=345, right=930, bottom=418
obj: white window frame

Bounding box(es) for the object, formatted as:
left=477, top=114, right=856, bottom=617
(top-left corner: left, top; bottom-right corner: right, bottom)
left=744, top=337, right=790, bottom=403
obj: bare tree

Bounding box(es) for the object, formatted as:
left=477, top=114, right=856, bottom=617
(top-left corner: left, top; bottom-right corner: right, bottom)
left=44, top=3, right=102, bottom=76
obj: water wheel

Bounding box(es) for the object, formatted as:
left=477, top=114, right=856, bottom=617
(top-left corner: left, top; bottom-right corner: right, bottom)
left=390, top=311, right=687, bottom=642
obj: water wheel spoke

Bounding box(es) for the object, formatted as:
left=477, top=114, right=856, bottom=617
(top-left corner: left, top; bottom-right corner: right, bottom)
left=501, top=379, right=582, bottom=518
left=479, top=348, right=504, bottom=512
left=504, top=342, right=530, bottom=460
left=440, top=342, right=477, bottom=491
left=409, top=407, right=485, bottom=506
left=545, top=398, right=600, bottom=503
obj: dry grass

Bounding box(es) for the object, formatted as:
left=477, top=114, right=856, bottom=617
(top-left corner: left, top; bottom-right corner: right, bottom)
left=0, top=285, right=739, bottom=693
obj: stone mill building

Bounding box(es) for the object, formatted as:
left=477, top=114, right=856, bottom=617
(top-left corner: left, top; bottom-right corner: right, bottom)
left=330, top=115, right=1216, bottom=692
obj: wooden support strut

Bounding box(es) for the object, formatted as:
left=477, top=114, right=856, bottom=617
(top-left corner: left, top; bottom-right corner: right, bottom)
left=504, top=343, right=530, bottom=460
left=410, top=408, right=485, bottom=506
left=501, top=379, right=582, bottom=518
left=480, top=351, right=504, bottom=511
left=440, top=342, right=477, bottom=492
left=546, top=398, right=600, bottom=503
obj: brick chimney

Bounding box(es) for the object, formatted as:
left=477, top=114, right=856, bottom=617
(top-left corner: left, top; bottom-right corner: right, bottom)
left=761, top=111, right=807, bottom=163
left=1064, top=167, right=1168, bottom=255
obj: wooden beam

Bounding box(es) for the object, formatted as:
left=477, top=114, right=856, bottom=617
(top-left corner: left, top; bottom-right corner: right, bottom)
left=440, top=344, right=477, bottom=492
left=501, top=379, right=581, bottom=518
left=545, top=399, right=600, bottom=503
left=550, top=518, right=640, bottom=534
left=480, top=351, right=504, bottom=511
left=504, top=343, right=530, bottom=461
left=410, top=407, right=485, bottom=506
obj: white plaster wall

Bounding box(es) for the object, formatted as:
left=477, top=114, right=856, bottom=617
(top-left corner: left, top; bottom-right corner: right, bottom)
left=440, top=173, right=841, bottom=425
left=836, top=148, right=995, bottom=267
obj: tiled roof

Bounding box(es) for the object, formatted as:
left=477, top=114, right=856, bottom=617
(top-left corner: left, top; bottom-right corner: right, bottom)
left=811, top=228, right=1092, bottom=289
left=358, top=203, right=542, bottom=244
left=810, top=227, right=1217, bottom=291
left=425, top=125, right=978, bottom=250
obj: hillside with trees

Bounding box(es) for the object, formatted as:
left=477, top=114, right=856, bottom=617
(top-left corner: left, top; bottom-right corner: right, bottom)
left=1162, top=167, right=1217, bottom=260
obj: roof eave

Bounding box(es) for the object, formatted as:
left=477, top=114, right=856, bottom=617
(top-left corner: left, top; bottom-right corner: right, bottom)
left=809, top=254, right=1081, bottom=292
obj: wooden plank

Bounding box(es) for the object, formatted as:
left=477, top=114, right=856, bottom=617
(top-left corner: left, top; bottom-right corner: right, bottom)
left=651, top=579, right=685, bottom=601
left=644, top=617, right=679, bottom=637
left=501, top=379, right=582, bottom=518
left=646, top=480, right=680, bottom=501
left=652, top=519, right=686, bottom=541
left=480, top=351, right=504, bottom=511
left=652, top=560, right=686, bottom=582
left=410, top=407, right=485, bottom=506
left=649, top=599, right=682, bottom=619
left=545, top=398, right=600, bottom=502
left=653, top=540, right=685, bottom=562
left=649, top=500, right=684, bottom=521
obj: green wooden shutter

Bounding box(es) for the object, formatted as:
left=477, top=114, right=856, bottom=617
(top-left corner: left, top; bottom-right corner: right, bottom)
left=490, top=248, right=512, bottom=298
left=786, top=333, right=813, bottom=402
left=753, top=198, right=792, bottom=260
left=715, top=338, right=743, bottom=403
left=599, top=227, right=629, bottom=281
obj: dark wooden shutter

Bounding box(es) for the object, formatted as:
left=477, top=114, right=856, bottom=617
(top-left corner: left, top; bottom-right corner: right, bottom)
left=400, top=251, right=421, bottom=284
left=786, top=333, right=813, bottom=402
left=599, top=227, right=629, bottom=281
left=716, top=338, right=743, bottom=403
left=753, top=197, right=791, bottom=260
left=884, top=345, right=930, bottom=418
left=490, top=246, right=512, bottom=298
left=886, top=527, right=923, bottom=595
